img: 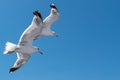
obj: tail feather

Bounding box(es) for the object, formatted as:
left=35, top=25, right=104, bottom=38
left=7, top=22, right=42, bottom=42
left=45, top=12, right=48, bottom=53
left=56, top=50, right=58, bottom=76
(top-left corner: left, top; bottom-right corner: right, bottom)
left=4, top=42, right=17, bottom=54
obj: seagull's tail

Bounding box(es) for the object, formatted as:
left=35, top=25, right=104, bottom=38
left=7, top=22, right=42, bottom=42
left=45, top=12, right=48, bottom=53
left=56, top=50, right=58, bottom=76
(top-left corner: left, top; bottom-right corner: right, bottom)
left=4, top=42, right=17, bottom=54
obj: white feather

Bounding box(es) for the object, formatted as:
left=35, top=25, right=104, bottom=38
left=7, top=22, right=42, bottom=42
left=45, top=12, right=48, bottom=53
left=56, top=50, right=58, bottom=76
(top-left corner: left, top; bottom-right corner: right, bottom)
left=4, top=11, right=43, bottom=73
left=4, top=42, right=17, bottom=54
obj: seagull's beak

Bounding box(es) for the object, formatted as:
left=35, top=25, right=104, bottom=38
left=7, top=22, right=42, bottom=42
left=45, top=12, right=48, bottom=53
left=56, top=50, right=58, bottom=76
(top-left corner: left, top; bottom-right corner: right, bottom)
left=36, top=48, right=43, bottom=55
left=55, top=34, right=59, bottom=37
left=38, top=50, right=43, bottom=55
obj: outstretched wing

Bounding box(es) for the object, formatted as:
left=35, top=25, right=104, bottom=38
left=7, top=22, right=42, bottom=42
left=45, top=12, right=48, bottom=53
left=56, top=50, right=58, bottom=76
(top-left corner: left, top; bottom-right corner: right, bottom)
left=9, top=53, right=31, bottom=73
left=18, top=11, right=43, bottom=46
left=43, top=3, right=59, bottom=28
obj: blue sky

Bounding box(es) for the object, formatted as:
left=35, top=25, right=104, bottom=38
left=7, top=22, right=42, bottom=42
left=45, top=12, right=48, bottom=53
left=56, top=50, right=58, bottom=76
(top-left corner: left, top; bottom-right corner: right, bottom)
left=0, top=0, right=120, bottom=80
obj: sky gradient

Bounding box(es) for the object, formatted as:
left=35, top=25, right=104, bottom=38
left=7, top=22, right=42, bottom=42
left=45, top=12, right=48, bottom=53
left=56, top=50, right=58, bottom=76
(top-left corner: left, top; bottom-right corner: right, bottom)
left=0, top=0, right=120, bottom=80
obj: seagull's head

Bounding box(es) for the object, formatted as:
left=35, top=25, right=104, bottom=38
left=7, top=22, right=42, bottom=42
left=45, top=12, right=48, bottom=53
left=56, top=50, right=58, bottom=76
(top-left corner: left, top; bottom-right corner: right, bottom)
left=34, top=47, right=43, bottom=55
left=33, top=11, right=43, bottom=20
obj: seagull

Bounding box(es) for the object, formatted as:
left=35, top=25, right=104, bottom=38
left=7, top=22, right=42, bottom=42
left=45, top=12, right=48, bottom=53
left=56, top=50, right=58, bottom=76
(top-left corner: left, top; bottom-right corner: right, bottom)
left=36, top=3, right=60, bottom=38
left=4, top=11, right=43, bottom=73
left=4, top=3, right=59, bottom=73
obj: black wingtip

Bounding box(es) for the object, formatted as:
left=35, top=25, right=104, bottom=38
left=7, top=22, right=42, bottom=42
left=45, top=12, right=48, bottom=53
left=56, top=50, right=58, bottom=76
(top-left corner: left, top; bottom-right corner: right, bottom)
left=50, top=3, right=59, bottom=12
left=33, top=10, right=43, bottom=20
left=50, top=3, right=56, bottom=9
left=9, top=67, right=19, bottom=73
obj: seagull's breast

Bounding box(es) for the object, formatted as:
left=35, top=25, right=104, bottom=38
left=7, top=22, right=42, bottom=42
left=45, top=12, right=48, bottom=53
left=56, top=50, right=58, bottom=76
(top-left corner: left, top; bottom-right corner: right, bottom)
left=16, top=45, right=35, bottom=54
left=41, top=28, right=51, bottom=36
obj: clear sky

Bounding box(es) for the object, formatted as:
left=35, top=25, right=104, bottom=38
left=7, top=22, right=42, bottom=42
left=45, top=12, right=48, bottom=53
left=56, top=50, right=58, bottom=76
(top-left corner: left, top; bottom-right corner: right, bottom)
left=0, top=0, right=120, bottom=80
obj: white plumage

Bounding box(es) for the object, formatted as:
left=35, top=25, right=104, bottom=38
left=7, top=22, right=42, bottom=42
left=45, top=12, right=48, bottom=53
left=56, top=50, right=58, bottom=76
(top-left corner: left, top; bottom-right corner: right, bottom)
left=4, top=3, right=59, bottom=73
left=41, top=3, right=59, bottom=37
left=4, top=42, right=17, bottom=54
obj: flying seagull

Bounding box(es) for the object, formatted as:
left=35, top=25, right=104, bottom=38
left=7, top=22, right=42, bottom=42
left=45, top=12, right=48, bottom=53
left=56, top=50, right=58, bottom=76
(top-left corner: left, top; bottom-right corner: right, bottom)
left=4, top=11, right=43, bottom=73
left=4, top=3, right=59, bottom=73
left=36, top=3, right=60, bottom=38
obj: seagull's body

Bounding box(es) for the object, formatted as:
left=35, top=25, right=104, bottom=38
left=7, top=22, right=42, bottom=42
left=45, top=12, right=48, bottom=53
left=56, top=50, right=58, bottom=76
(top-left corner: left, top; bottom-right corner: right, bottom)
left=4, top=3, right=59, bottom=73
left=37, top=3, right=59, bottom=37
left=4, top=11, right=43, bottom=73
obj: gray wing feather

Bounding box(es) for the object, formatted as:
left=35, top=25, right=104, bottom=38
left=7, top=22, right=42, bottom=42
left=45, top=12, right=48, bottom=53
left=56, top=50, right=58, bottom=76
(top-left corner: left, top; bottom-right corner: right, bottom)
left=10, top=53, right=30, bottom=72
left=43, top=7, right=59, bottom=28
left=18, top=16, right=43, bottom=46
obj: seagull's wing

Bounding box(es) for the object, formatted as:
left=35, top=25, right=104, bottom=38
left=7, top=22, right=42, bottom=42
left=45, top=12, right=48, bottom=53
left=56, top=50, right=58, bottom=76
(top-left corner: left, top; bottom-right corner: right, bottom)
left=9, top=53, right=31, bottom=73
left=18, top=11, right=43, bottom=46
left=43, top=4, right=59, bottom=28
